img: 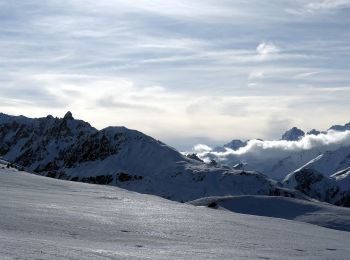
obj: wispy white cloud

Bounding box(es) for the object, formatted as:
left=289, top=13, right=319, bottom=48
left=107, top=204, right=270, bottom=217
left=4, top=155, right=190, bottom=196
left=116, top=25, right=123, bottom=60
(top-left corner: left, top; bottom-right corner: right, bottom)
left=256, top=42, right=280, bottom=59
left=306, top=0, right=350, bottom=12
left=286, top=0, right=350, bottom=15
left=249, top=71, right=265, bottom=80
left=193, top=144, right=213, bottom=153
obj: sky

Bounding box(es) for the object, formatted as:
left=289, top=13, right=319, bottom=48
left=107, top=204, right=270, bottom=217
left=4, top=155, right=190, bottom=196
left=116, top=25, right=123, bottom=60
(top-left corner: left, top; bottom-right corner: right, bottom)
left=1, top=0, right=350, bottom=150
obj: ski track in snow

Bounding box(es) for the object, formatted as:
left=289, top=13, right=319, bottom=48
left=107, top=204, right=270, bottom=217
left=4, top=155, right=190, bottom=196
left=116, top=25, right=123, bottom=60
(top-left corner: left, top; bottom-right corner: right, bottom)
left=1, top=167, right=350, bottom=259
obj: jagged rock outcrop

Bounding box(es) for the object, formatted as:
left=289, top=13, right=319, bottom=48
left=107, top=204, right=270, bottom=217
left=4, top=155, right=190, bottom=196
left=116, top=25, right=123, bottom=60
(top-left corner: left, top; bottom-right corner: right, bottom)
left=329, top=122, right=350, bottom=132
left=307, top=129, right=321, bottom=136
left=283, top=168, right=350, bottom=207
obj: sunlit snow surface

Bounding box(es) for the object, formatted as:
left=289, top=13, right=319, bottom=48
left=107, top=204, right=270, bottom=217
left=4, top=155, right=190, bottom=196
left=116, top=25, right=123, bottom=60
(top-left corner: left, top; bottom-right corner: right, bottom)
left=1, top=168, right=350, bottom=259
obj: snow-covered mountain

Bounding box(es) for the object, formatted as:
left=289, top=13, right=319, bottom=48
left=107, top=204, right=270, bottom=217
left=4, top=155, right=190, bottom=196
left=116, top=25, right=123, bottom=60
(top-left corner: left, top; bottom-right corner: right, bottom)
left=0, top=112, right=291, bottom=202
left=195, top=126, right=350, bottom=179
left=332, top=167, right=350, bottom=190
left=283, top=168, right=350, bottom=207
left=195, top=140, right=326, bottom=180
left=191, top=122, right=350, bottom=206
left=297, top=145, right=350, bottom=176
left=2, top=166, right=350, bottom=259
left=277, top=145, right=350, bottom=206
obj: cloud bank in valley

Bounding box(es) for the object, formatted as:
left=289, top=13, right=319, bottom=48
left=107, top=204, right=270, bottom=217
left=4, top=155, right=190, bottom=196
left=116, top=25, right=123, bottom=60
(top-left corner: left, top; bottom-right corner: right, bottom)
left=194, top=130, right=350, bottom=164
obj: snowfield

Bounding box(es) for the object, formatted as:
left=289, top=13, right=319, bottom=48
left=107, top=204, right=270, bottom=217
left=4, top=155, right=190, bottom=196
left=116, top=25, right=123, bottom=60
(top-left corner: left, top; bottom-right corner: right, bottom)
left=1, top=167, right=350, bottom=260
left=190, top=195, right=350, bottom=232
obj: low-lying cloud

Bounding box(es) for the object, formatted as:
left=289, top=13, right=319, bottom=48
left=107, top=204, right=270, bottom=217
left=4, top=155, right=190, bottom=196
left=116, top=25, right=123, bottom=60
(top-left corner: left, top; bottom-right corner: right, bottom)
left=194, top=130, right=350, bottom=164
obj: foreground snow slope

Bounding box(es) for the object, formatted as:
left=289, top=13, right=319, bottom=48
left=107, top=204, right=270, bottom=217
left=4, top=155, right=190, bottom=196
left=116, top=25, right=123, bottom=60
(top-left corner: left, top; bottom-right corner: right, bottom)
left=1, top=168, right=350, bottom=260
left=190, top=195, right=350, bottom=232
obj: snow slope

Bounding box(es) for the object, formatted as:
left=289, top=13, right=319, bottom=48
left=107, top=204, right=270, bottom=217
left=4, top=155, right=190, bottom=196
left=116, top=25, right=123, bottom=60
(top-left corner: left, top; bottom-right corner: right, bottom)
left=332, top=167, right=350, bottom=189
left=189, top=195, right=350, bottom=232
left=277, top=145, right=350, bottom=206
left=1, top=168, right=350, bottom=259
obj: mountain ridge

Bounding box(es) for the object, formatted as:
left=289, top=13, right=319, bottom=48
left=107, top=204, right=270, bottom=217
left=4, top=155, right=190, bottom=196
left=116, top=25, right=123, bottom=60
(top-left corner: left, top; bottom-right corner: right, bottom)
left=1, top=111, right=350, bottom=207
left=0, top=112, right=294, bottom=202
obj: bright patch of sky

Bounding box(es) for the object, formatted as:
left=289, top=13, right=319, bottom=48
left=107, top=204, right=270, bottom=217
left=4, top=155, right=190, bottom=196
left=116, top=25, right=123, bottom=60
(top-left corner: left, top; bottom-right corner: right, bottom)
left=1, top=0, right=350, bottom=149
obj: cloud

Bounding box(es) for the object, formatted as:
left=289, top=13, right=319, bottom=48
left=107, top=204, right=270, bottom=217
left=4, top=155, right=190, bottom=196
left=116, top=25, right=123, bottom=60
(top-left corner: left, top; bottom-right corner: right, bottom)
left=185, top=97, right=248, bottom=117
left=0, top=74, right=68, bottom=108
left=294, top=71, right=321, bottom=79
left=98, top=97, right=164, bottom=112
left=306, top=0, right=350, bottom=12
left=194, top=130, right=350, bottom=165
left=286, top=0, right=350, bottom=15
left=248, top=71, right=265, bottom=80
left=256, top=42, right=280, bottom=59
left=193, top=144, right=213, bottom=153
left=263, top=117, right=293, bottom=140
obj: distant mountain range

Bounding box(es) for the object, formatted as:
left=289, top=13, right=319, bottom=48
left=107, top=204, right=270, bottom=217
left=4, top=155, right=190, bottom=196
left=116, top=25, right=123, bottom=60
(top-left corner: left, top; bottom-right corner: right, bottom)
left=0, top=112, right=349, bottom=207
left=0, top=112, right=298, bottom=202
left=195, top=122, right=350, bottom=207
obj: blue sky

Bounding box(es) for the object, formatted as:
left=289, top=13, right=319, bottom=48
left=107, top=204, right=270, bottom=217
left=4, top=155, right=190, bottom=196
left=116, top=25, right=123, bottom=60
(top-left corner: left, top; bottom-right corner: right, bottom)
left=1, top=0, right=350, bottom=149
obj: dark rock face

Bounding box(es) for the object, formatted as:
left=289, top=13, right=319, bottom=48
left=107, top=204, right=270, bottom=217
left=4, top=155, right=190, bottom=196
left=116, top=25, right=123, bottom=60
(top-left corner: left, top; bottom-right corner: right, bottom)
left=186, top=153, right=204, bottom=162
left=307, top=129, right=321, bottom=136
left=293, top=169, right=324, bottom=194
left=329, top=122, right=350, bottom=132
left=208, top=159, right=218, bottom=167
left=63, top=111, right=74, bottom=120
left=81, top=175, right=114, bottom=185
left=0, top=112, right=138, bottom=179
left=283, top=169, right=349, bottom=207
left=117, top=172, right=143, bottom=183
left=269, top=188, right=296, bottom=198
left=207, top=202, right=218, bottom=208
left=61, top=132, right=121, bottom=167
left=224, top=139, right=247, bottom=150
left=281, top=127, right=305, bottom=141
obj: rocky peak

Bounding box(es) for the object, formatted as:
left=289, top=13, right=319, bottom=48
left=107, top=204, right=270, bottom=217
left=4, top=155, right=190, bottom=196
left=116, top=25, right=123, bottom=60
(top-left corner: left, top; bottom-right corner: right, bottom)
left=329, top=122, right=350, bottom=132
left=224, top=139, right=247, bottom=151
left=186, top=153, right=204, bottom=162
left=307, top=129, right=320, bottom=136
left=281, top=127, right=305, bottom=141
left=63, top=111, right=74, bottom=120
